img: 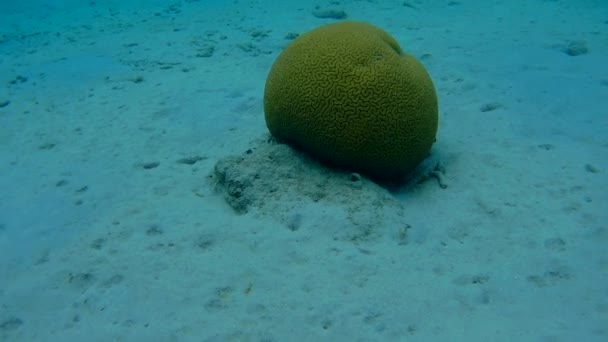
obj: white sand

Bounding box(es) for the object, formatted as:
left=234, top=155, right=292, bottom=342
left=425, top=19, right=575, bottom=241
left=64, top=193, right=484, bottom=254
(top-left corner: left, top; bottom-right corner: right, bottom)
left=1, top=0, right=606, bottom=341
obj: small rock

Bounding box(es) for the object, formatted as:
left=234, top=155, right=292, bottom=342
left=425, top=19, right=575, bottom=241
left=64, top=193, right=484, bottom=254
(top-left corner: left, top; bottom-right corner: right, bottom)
left=196, top=44, right=215, bottom=58
left=585, top=164, right=600, bottom=173
left=402, top=1, right=417, bottom=9
left=284, top=32, right=299, bottom=40
left=312, top=8, right=348, bottom=20
left=176, top=156, right=206, bottom=165
left=479, top=102, right=502, bottom=112
left=131, top=75, right=144, bottom=83
left=140, top=162, right=160, bottom=169
left=562, top=40, right=588, bottom=56
left=38, top=142, right=56, bottom=150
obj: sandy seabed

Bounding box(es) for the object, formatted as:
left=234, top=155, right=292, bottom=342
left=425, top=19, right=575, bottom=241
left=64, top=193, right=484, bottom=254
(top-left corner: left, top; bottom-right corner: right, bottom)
left=0, top=0, right=607, bottom=341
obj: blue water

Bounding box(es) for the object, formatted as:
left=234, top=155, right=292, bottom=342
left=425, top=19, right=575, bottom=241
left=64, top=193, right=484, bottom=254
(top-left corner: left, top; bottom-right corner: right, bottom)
left=1, top=1, right=607, bottom=341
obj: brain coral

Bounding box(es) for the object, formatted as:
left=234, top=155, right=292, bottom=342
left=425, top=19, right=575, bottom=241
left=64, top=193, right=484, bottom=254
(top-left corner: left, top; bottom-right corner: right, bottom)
left=263, top=21, right=438, bottom=180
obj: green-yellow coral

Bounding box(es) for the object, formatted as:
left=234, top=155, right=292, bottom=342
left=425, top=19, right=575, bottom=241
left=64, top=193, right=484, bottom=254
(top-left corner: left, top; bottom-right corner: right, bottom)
left=264, top=21, right=438, bottom=180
